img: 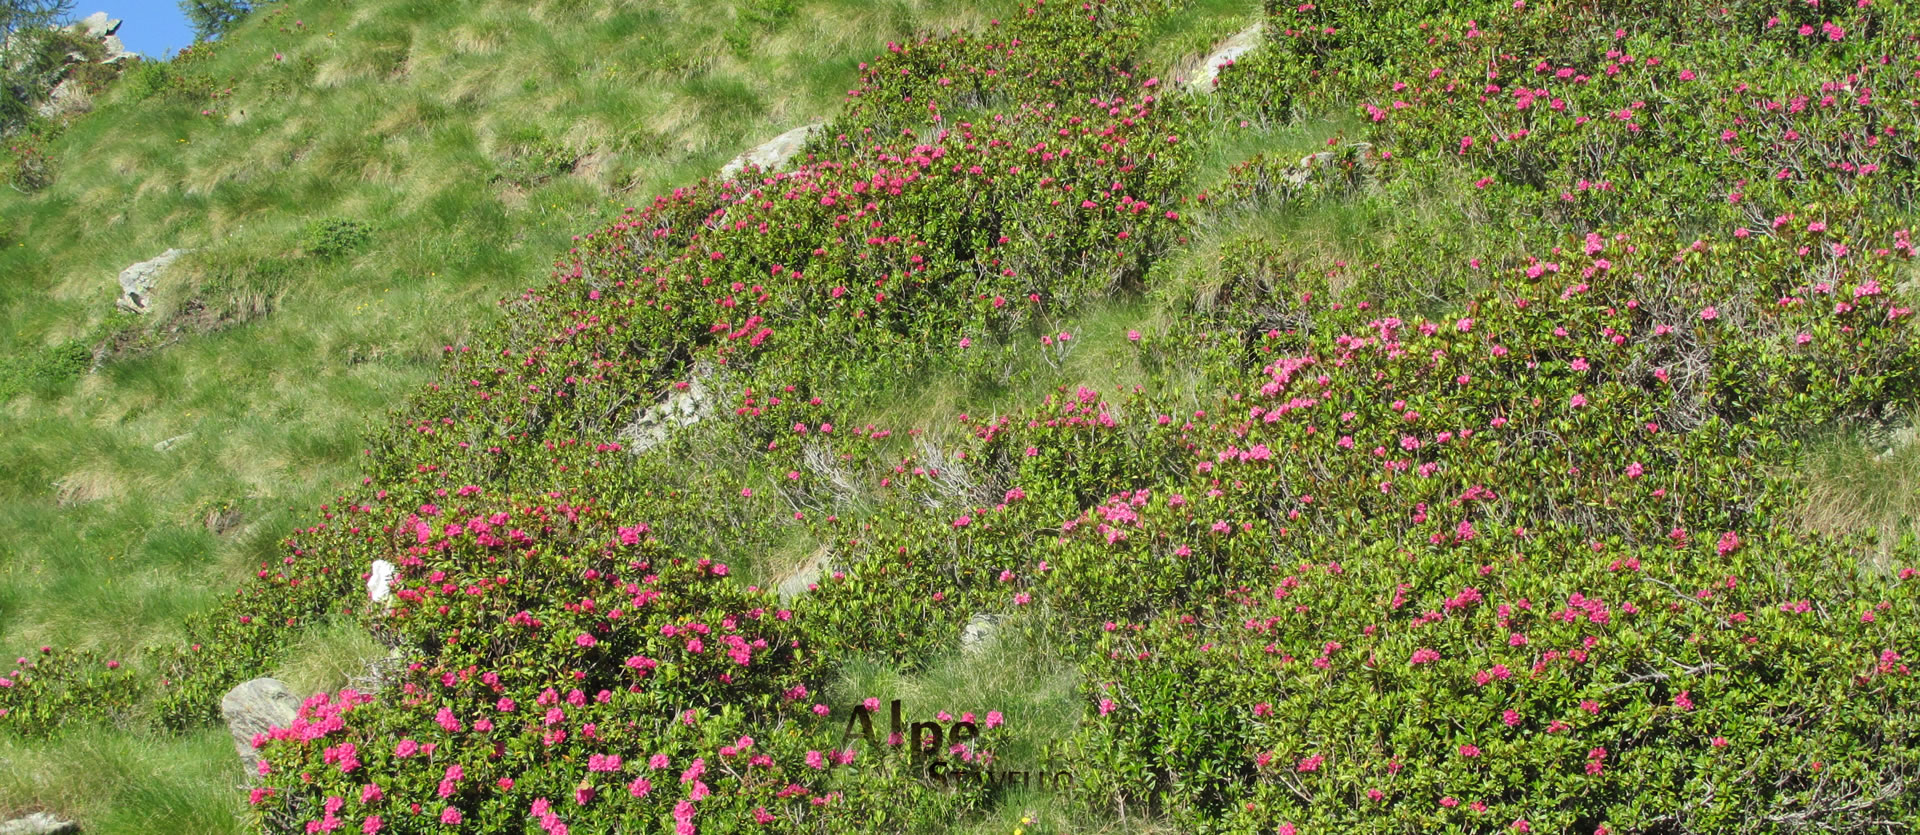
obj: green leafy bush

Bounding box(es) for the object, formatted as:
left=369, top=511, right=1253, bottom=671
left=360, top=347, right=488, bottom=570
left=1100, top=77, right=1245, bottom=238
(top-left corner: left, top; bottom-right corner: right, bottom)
left=0, top=646, right=140, bottom=736
left=302, top=218, right=372, bottom=260
left=3, top=135, right=55, bottom=192
left=0, top=339, right=92, bottom=401
left=117, top=60, right=176, bottom=102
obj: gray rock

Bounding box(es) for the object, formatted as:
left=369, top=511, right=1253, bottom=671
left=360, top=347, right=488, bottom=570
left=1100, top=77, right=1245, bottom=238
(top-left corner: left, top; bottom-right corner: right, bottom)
left=220, top=678, right=302, bottom=775
left=70, top=12, right=121, bottom=39
left=367, top=559, right=396, bottom=605
left=773, top=547, right=831, bottom=602
left=0, top=813, right=79, bottom=835
left=961, top=613, right=1003, bottom=654
left=153, top=433, right=192, bottom=452
left=101, top=34, right=131, bottom=63
left=115, top=248, right=188, bottom=313
left=1879, top=425, right=1917, bottom=461
left=719, top=123, right=825, bottom=180
left=347, top=646, right=408, bottom=693
left=1186, top=23, right=1263, bottom=93
left=618, top=376, right=715, bottom=454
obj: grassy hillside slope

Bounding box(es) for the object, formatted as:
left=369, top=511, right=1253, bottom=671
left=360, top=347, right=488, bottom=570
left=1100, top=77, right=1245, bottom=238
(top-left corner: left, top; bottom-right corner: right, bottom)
left=5, top=0, right=1920, bottom=833
left=0, top=0, right=1033, bottom=830
left=0, top=0, right=1016, bottom=656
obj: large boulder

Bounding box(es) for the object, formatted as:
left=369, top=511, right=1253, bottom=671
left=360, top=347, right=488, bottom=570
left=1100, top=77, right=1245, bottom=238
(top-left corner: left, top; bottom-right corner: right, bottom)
left=0, top=813, right=79, bottom=835
left=220, top=678, right=302, bottom=775
left=115, top=249, right=188, bottom=314
left=69, top=12, right=121, bottom=39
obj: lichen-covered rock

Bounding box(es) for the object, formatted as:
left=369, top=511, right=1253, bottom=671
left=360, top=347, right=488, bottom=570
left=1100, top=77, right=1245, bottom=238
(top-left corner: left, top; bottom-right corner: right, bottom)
left=618, top=376, right=714, bottom=454
left=100, top=34, right=132, bottom=63
left=115, top=249, right=188, bottom=314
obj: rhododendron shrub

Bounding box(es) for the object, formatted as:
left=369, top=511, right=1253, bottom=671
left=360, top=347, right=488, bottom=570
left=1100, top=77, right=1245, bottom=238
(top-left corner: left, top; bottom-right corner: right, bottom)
left=243, top=496, right=1021, bottom=832
left=249, top=686, right=990, bottom=834
left=1075, top=533, right=1920, bottom=832
left=788, top=250, right=1920, bottom=829
left=0, top=646, right=138, bottom=735
left=368, top=497, right=815, bottom=709
left=1220, top=0, right=1920, bottom=233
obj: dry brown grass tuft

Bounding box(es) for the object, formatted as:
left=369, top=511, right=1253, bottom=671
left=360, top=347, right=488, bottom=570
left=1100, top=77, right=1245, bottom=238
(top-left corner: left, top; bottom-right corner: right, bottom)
left=53, top=465, right=121, bottom=506
left=1790, top=421, right=1920, bottom=566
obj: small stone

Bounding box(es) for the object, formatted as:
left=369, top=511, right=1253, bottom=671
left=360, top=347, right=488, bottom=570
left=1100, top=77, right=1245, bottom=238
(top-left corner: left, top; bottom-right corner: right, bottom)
left=961, top=614, right=1004, bottom=654
left=1878, top=425, right=1917, bottom=461
left=774, top=547, right=831, bottom=602
left=367, top=559, right=396, bottom=605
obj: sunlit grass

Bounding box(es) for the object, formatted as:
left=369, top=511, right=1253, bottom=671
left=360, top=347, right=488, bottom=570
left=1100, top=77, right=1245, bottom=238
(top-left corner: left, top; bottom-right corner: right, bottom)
left=270, top=616, right=392, bottom=698
left=1138, top=0, right=1263, bottom=82
left=0, top=0, right=1027, bottom=662
left=1790, top=417, right=1920, bottom=568
left=0, top=725, right=246, bottom=835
